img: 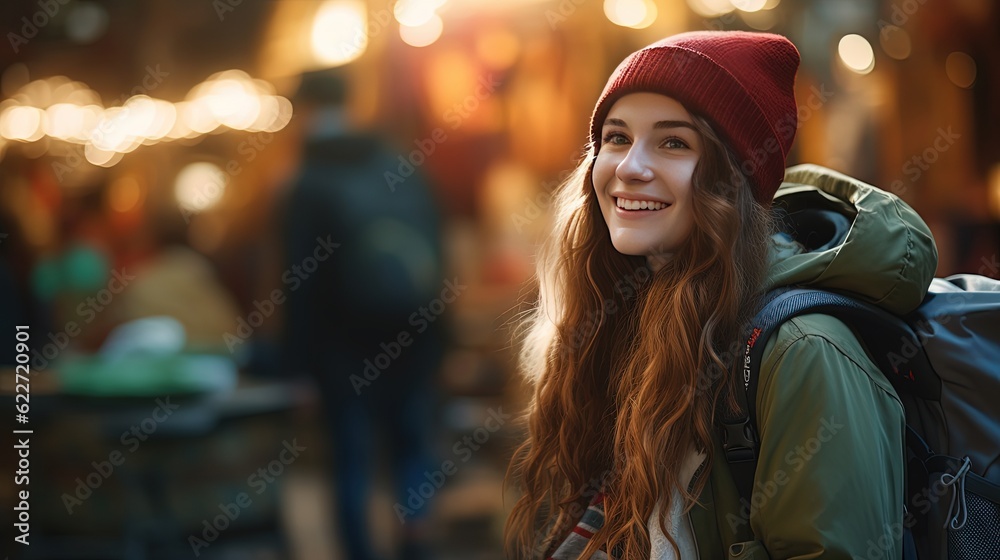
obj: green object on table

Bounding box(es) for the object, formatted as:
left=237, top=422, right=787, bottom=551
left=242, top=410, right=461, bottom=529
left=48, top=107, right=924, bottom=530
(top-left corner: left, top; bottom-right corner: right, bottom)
left=57, top=353, right=237, bottom=397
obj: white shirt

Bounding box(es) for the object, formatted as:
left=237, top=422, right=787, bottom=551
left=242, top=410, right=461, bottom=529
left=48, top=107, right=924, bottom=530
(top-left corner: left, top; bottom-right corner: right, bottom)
left=648, top=448, right=707, bottom=560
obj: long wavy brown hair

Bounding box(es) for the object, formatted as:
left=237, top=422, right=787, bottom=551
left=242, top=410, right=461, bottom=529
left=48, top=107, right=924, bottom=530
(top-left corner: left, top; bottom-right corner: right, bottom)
left=504, top=113, right=775, bottom=559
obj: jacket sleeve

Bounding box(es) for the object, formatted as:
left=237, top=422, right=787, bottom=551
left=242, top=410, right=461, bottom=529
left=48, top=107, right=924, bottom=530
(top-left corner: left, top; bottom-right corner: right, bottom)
left=741, top=313, right=907, bottom=560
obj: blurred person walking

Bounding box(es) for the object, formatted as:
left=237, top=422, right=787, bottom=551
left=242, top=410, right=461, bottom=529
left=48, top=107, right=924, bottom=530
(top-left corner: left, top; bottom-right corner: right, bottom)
left=281, top=68, right=446, bottom=560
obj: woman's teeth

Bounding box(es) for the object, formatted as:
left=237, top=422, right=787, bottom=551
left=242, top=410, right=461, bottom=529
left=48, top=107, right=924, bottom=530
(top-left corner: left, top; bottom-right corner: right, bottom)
left=616, top=198, right=669, bottom=210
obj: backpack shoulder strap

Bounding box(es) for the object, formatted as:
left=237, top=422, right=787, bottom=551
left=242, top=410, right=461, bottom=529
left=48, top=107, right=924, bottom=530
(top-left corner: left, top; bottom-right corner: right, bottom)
left=722, top=287, right=937, bottom=509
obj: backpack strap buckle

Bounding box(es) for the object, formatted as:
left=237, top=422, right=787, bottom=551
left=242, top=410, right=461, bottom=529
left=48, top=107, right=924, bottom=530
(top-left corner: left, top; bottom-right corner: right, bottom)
left=720, top=417, right=758, bottom=463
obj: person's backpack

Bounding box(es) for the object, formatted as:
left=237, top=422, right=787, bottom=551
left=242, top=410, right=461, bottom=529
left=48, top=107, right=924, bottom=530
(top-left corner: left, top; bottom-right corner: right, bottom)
left=288, top=135, right=445, bottom=326
left=720, top=274, right=1000, bottom=560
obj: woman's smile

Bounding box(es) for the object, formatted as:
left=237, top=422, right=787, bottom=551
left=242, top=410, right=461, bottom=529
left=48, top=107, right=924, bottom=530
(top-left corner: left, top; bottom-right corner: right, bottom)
left=614, top=197, right=672, bottom=211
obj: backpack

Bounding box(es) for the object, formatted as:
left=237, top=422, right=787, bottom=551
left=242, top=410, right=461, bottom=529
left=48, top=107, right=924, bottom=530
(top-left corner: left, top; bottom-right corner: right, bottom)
left=720, top=274, right=1000, bottom=560
left=287, top=135, right=444, bottom=325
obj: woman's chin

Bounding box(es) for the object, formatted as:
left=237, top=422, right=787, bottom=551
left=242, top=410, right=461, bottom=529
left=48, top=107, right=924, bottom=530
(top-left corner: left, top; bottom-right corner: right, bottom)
left=610, top=239, right=656, bottom=259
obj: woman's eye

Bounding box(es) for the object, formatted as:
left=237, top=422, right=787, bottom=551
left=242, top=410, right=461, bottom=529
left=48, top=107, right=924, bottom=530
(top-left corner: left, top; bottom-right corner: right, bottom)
left=602, top=132, right=629, bottom=146
left=663, top=137, right=689, bottom=149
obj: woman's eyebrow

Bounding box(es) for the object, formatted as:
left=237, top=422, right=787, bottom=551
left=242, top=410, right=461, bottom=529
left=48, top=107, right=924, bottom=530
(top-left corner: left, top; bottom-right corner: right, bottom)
left=603, top=118, right=697, bottom=131
left=652, top=120, right=697, bottom=131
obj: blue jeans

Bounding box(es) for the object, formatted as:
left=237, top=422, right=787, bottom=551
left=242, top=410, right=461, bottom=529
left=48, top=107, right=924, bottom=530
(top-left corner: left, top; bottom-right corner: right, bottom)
left=315, top=332, right=442, bottom=560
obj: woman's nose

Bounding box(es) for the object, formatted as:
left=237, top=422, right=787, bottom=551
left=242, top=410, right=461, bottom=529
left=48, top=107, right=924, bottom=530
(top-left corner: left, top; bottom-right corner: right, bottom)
left=616, top=145, right=655, bottom=183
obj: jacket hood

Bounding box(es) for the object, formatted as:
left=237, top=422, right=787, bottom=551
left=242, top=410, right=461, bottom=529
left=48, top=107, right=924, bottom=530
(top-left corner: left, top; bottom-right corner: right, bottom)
left=765, top=163, right=938, bottom=315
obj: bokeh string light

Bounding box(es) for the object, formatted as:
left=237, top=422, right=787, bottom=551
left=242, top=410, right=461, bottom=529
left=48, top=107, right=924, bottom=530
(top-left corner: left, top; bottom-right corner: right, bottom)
left=0, top=70, right=293, bottom=167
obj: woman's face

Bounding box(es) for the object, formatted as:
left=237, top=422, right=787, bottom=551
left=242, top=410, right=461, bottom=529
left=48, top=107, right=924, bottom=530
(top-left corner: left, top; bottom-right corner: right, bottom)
left=592, top=93, right=702, bottom=271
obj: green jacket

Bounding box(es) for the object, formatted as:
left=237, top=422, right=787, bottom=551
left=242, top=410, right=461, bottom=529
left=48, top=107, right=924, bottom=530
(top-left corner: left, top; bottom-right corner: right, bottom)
left=689, top=164, right=938, bottom=559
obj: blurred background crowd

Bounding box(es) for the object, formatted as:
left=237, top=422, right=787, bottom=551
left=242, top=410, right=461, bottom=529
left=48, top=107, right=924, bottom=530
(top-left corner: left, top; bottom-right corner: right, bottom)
left=0, top=0, right=997, bottom=559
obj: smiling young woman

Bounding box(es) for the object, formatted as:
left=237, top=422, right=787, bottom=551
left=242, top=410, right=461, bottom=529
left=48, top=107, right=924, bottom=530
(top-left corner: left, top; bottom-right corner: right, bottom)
left=504, top=31, right=926, bottom=560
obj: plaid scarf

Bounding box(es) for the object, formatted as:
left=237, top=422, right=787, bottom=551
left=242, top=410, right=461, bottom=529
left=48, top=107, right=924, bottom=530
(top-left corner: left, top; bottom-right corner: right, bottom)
left=543, top=453, right=707, bottom=560
left=545, top=491, right=612, bottom=560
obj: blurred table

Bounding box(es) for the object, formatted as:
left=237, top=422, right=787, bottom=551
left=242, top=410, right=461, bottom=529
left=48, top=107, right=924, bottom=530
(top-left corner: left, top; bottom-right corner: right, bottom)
left=0, top=371, right=316, bottom=560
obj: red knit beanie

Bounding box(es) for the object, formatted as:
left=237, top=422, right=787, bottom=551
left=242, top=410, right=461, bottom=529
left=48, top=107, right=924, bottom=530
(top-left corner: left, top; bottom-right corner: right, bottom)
left=590, top=31, right=800, bottom=204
